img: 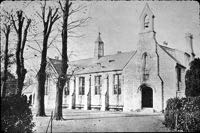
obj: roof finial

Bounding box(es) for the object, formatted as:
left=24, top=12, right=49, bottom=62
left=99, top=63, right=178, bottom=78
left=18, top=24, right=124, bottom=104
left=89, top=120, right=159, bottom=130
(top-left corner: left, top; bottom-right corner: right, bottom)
left=95, top=31, right=103, bottom=43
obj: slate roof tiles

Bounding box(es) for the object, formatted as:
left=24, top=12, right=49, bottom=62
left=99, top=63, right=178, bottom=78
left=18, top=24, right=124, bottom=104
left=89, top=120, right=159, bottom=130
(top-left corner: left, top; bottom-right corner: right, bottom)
left=49, top=51, right=136, bottom=75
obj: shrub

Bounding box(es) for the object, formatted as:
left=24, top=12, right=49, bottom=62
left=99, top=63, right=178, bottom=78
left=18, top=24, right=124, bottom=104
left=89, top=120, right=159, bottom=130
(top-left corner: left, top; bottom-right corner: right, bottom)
left=185, top=58, right=200, bottom=97
left=1, top=94, right=35, bottom=133
left=164, top=96, right=200, bottom=132
left=182, top=97, right=200, bottom=132
left=164, top=97, right=182, bottom=130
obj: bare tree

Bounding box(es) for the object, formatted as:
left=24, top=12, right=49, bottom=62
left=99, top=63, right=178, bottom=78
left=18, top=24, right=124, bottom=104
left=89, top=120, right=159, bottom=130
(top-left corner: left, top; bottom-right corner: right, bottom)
left=54, top=0, right=89, bottom=120
left=35, top=0, right=60, bottom=116
left=1, top=16, right=11, bottom=97
left=53, top=0, right=71, bottom=120
left=11, top=10, right=31, bottom=96
left=1, top=10, right=16, bottom=97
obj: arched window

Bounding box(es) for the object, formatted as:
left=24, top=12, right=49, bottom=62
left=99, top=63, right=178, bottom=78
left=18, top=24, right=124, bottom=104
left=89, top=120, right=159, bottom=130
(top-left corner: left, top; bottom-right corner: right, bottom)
left=142, top=52, right=149, bottom=81
left=142, top=52, right=147, bottom=72
left=144, top=15, right=150, bottom=29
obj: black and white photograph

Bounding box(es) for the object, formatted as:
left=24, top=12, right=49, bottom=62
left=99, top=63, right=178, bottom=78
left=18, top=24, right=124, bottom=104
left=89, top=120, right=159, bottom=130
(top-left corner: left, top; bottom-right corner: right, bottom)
left=1, top=0, right=200, bottom=132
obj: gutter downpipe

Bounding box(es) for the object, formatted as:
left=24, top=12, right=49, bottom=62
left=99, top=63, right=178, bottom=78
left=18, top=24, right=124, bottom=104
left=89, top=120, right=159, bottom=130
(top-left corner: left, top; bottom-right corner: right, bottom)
left=154, top=35, right=164, bottom=113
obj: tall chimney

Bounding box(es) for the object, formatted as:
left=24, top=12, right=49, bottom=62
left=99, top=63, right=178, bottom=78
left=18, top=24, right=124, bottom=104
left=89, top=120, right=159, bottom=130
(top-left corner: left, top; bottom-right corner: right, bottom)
left=185, top=33, right=195, bottom=58
left=94, top=32, right=104, bottom=59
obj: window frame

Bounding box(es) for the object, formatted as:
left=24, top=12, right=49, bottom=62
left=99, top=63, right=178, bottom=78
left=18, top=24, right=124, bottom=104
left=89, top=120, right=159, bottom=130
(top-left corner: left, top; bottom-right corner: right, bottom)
left=142, top=52, right=149, bottom=81
left=177, top=67, right=181, bottom=82
left=79, top=77, right=85, bottom=95
left=113, top=73, right=122, bottom=95
left=64, top=80, right=70, bottom=96
left=176, top=66, right=182, bottom=91
left=94, top=75, right=102, bottom=95
left=45, top=74, right=49, bottom=95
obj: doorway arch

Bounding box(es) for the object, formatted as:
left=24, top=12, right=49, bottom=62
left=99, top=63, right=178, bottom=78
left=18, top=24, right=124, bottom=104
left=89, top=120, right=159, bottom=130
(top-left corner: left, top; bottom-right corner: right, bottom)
left=141, top=86, right=153, bottom=108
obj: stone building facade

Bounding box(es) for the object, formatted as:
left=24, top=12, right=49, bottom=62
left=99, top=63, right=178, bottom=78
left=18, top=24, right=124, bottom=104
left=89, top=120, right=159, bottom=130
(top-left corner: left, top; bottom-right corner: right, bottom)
left=31, top=4, right=195, bottom=112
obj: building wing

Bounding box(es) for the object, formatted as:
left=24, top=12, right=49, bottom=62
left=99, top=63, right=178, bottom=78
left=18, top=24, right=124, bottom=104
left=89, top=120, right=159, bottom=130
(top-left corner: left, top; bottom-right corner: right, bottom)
left=49, top=51, right=136, bottom=75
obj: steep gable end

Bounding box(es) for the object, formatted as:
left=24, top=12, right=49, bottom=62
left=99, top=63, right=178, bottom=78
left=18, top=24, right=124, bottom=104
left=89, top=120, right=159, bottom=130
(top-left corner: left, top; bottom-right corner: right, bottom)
left=159, top=45, right=186, bottom=68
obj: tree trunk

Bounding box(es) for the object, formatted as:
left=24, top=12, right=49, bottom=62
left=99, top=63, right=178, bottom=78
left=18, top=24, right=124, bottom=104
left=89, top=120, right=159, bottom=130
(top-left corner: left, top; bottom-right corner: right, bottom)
left=54, top=0, right=70, bottom=120
left=36, top=38, right=48, bottom=116
left=36, top=70, right=46, bottom=116
left=15, top=12, right=23, bottom=95
left=1, top=25, right=10, bottom=97
left=35, top=2, right=60, bottom=116
left=54, top=77, right=65, bottom=120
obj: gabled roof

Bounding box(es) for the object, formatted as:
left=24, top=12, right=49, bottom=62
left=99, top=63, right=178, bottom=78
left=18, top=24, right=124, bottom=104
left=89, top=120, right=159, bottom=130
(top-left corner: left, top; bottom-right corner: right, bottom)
left=139, top=3, right=154, bottom=20
left=49, top=51, right=136, bottom=75
left=48, top=58, right=62, bottom=75
left=159, top=44, right=187, bottom=68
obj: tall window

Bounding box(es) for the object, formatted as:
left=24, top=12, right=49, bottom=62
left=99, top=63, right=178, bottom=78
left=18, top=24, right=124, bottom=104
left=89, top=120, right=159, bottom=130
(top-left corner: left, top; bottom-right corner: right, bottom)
left=177, top=67, right=181, bottom=82
left=79, top=77, right=85, bottom=95
left=64, top=80, right=70, bottom=96
left=177, top=67, right=182, bottom=91
left=142, top=52, right=149, bottom=81
left=113, top=74, right=122, bottom=95
left=142, top=52, right=147, bottom=72
left=95, top=75, right=102, bottom=95
left=144, top=15, right=150, bottom=29
left=45, top=75, right=49, bottom=95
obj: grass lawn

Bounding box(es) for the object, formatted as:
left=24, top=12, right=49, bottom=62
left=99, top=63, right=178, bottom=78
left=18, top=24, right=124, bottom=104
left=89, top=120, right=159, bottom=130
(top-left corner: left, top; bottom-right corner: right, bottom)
left=32, top=108, right=171, bottom=132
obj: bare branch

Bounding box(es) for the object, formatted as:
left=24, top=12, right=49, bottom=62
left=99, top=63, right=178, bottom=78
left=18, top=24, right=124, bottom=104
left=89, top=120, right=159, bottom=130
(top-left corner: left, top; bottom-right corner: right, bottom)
left=21, top=19, right=31, bottom=54
left=68, top=2, right=72, bottom=9
left=47, top=33, right=59, bottom=48
left=58, top=0, right=64, bottom=12
left=67, top=17, right=90, bottom=31
left=68, top=34, right=85, bottom=38
left=36, top=11, right=43, bottom=19
left=41, top=0, right=46, bottom=25
left=27, top=45, right=41, bottom=53
left=67, top=19, right=81, bottom=26
left=68, top=4, right=86, bottom=17
left=11, top=15, right=18, bottom=32
left=34, top=40, right=42, bottom=51
left=52, top=43, right=62, bottom=56
left=52, top=8, right=59, bottom=19
left=52, top=15, right=60, bottom=25
left=46, top=8, right=60, bottom=37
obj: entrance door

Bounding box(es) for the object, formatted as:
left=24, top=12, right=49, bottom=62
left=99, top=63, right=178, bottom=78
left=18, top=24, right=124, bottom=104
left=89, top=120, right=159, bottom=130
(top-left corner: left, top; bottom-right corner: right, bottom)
left=142, top=86, right=153, bottom=108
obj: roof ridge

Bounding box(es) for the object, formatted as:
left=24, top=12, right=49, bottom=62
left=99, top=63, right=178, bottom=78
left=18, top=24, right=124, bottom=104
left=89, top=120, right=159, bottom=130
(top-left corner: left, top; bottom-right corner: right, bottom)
left=158, top=44, right=185, bottom=67
left=159, top=44, right=186, bottom=54
left=48, top=51, right=136, bottom=63
left=69, top=51, right=136, bottom=62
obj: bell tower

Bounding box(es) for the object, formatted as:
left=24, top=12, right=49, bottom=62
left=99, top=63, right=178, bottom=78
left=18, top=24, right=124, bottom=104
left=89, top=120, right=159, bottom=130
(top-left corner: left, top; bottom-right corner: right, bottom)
left=94, top=32, right=104, bottom=59
left=136, top=3, right=159, bottom=84
left=137, top=3, right=156, bottom=53
left=139, top=3, right=155, bottom=33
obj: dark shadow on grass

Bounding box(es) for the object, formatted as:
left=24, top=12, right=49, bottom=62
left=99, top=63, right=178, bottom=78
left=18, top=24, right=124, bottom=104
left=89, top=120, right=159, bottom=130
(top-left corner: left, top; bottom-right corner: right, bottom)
left=62, top=114, right=162, bottom=121
left=35, top=114, right=48, bottom=117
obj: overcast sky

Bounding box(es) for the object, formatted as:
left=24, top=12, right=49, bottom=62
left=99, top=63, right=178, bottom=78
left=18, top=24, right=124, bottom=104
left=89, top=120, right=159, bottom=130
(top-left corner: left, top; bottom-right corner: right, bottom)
left=80, top=1, right=200, bottom=59
left=1, top=0, right=200, bottom=76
